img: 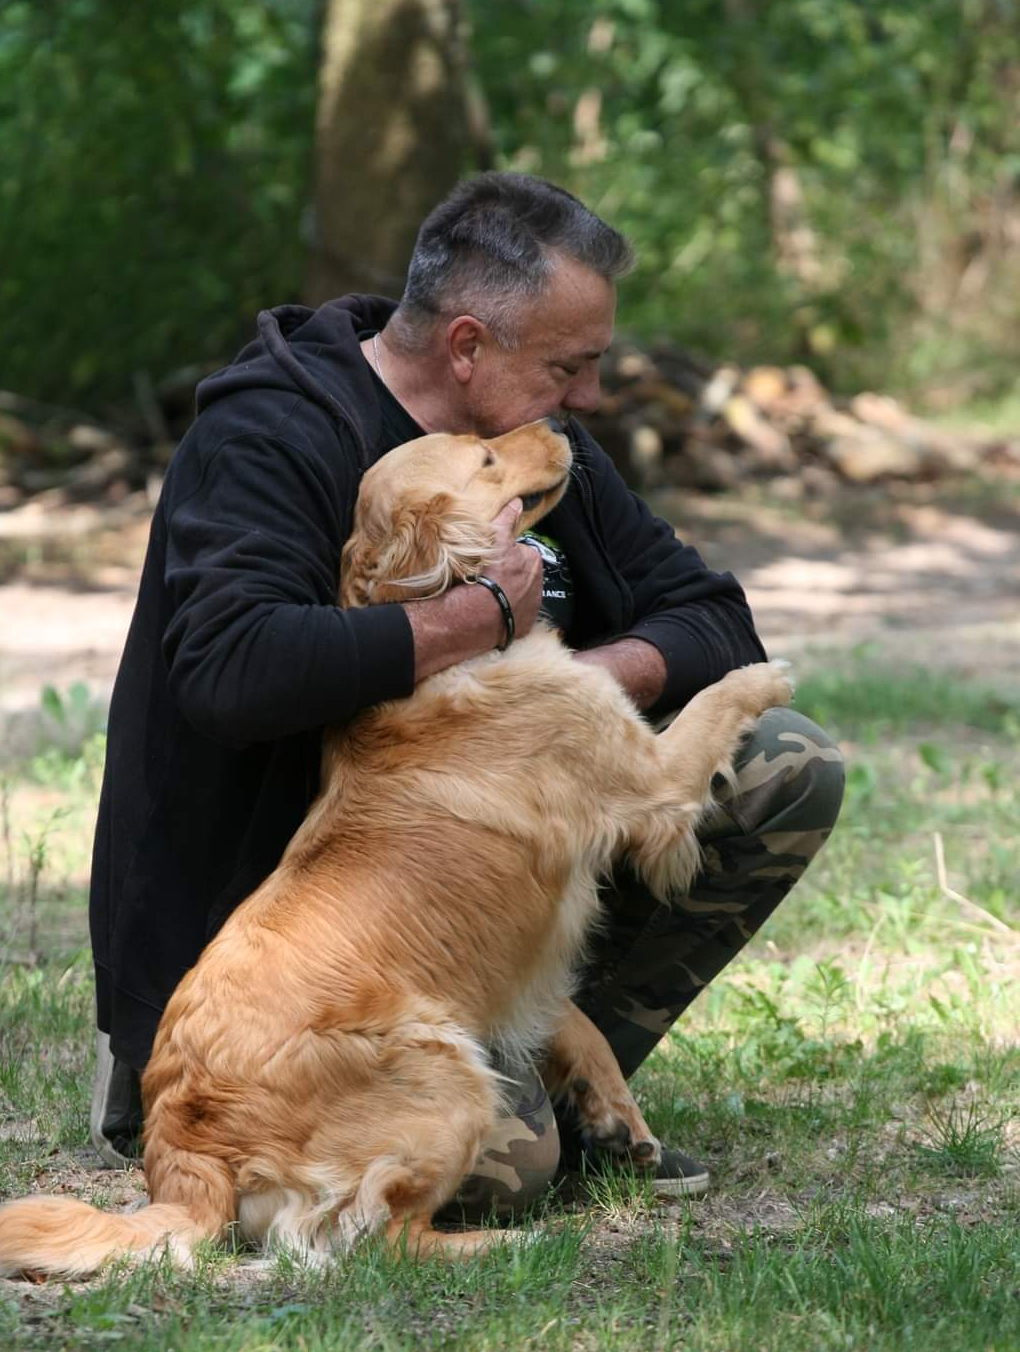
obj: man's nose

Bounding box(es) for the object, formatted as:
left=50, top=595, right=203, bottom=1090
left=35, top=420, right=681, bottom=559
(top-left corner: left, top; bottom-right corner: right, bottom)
left=561, top=368, right=601, bottom=415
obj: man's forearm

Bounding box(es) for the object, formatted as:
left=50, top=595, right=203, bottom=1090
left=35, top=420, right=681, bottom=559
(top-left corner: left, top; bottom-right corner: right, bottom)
left=403, top=585, right=506, bottom=683
left=573, top=637, right=668, bottom=711
left=404, top=597, right=669, bottom=708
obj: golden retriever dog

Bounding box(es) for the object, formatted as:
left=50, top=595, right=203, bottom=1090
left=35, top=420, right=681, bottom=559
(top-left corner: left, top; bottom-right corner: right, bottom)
left=0, top=418, right=791, bottom=1275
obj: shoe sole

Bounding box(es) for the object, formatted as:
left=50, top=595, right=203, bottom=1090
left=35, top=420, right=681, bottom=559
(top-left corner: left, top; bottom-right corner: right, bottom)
left=650, top=1170, right=710, bottom=1198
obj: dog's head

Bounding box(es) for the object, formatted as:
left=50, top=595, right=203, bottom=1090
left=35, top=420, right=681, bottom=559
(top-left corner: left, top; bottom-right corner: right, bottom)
left=340, top=418, right=572, bottom=607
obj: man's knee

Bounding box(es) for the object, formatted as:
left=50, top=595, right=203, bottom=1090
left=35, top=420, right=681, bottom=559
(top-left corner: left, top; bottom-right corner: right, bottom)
left=722, top=706, right=845, bottom=838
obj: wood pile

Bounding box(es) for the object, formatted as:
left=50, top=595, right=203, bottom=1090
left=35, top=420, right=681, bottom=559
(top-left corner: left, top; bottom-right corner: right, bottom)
left=582, top=344, right=1019, bottom=494
left=0, top=348, right=1017, bottom=516
left=0, top=390, right=177, bottom=514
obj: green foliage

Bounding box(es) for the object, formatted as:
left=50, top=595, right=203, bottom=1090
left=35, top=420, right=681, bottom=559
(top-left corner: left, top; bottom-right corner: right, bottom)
left=2, top=1, right=1017, bottom=410
left=0, top=0, right=319, bottom=409
left=37, top=680, right=106, bottom=759
left=469, top=0, right=1020, bottom=399
left=793, top=654, right=1020, bottom=734
left=914, top=1098, right=1009, bottom=1177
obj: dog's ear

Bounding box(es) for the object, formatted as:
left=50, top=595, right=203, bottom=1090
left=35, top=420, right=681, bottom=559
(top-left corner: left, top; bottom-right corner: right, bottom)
left=341, top=493, right=497, bottom=607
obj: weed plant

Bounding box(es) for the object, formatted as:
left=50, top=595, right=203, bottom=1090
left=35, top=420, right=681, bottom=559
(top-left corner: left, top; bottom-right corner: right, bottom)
left=0, top=663, right=1017, bottom=1349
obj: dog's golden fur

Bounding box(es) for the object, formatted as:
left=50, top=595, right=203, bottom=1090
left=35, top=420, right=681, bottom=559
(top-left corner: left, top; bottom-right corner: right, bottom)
left=0, top=419, right=791, bottom=1275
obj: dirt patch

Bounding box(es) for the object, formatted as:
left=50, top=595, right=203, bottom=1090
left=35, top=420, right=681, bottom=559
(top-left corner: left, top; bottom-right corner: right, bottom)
left=0, top=503, right=150, bottom=761
left=646, top=483, right=1020, bottom=692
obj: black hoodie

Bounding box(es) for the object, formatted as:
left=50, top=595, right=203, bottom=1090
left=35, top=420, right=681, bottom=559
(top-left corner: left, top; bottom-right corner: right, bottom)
left=89, top=294, right=766, bottom=1071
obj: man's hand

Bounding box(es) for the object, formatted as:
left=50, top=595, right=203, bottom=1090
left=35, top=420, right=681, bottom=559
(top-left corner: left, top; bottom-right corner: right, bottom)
left=573, top=638, right=667, bottom=711
left=479, top=498, right=545, bottom=641
left=403, top=498, right=544, bottom=683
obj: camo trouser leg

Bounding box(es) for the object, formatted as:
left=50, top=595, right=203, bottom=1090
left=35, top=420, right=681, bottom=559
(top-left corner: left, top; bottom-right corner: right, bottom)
left=438, top=1056, right=561, bottom=1223
left=451, top=706, right=844, bottom=1216
left=573, top=706, right=846, bottom=1077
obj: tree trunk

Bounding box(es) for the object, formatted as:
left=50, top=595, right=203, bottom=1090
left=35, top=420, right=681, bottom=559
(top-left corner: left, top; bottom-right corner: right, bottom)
left=304, top=0, right=482, bottom=306
left=721, top=0, right=820, bottom=286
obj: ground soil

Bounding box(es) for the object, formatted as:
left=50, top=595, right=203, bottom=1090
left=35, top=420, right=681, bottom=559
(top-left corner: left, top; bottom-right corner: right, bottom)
left=2, top=478, right=1018, bottom=761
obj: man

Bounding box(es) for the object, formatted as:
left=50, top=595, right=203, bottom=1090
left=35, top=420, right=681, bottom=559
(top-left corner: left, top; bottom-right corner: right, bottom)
left=90, top=173, right=844, bottom=1216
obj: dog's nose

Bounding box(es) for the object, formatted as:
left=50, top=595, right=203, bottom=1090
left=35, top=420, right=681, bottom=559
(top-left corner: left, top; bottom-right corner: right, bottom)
left=544, top=416, right=567, bottom=436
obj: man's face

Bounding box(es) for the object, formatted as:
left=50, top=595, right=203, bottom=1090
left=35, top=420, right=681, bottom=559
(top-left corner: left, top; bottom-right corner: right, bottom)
left=462, top=257, right=616, bottom=438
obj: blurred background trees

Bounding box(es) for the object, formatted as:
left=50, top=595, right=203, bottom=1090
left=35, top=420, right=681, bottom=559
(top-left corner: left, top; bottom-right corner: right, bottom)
left=1, top=0, right=1017, bottom=416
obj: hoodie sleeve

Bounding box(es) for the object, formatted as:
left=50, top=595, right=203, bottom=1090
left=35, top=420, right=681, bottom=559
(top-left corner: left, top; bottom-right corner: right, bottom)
left=161, top=431, right=414, bottom=746
left=579, top=429, right=767, bottom=713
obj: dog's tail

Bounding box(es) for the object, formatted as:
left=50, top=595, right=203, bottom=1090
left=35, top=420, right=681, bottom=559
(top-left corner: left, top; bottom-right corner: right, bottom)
left=0, top=1149, right=233, bottom=1280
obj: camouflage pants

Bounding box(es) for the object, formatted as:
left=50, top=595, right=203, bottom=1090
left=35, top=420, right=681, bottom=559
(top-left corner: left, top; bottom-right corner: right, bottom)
left=450, top=706, right=845, bottom=1218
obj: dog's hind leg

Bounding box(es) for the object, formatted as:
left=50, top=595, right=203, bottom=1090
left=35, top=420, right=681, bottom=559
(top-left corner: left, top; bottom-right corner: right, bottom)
left=343, top=1123, right=517, bottom=1261
left=237, top=1114, right=515, bottom=1264
left=542, top=1000, right=660, bottom=1167
left=385, top=1213, right=513, bottom=1258
left=288, top=1028, right=515, bottom=1261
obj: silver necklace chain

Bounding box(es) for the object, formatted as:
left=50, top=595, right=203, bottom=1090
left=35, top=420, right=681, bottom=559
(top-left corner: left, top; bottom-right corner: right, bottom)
left=372, top=332, right=384, bottom=381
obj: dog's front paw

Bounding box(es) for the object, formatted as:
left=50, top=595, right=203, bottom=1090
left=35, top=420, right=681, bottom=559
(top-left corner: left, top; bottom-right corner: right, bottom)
left=767, top=657, right=796, bottom=700
left=720, top=659, right=794, bottom=717
left=567, top=1077, right=662, bottom=1170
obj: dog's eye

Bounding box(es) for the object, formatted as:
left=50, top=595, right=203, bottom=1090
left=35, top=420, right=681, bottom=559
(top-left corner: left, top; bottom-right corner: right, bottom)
left=482, top=449, right=495, bottom=468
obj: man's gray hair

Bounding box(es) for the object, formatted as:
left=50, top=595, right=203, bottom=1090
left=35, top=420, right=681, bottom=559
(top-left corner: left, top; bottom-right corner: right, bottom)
left=391, top=173, right=634, bottom=350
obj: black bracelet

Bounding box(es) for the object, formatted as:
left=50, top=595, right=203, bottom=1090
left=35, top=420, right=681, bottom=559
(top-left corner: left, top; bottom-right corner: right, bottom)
left=470, top=575, right=515, bottom=651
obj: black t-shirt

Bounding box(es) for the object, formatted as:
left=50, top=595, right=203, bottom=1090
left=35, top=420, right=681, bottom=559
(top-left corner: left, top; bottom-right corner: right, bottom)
left=363, top=339, right=424, bottom=447
left=520, top=530, right=574, bottom=634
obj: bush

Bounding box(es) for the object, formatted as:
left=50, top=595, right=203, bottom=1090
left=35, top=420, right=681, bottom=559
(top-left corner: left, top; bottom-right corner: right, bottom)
left=0, top=0, right=318, bottom=411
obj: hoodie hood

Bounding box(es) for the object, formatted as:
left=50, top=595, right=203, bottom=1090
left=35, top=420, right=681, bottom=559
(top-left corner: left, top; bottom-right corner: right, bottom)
left=194, top=295, right=398, bottom=469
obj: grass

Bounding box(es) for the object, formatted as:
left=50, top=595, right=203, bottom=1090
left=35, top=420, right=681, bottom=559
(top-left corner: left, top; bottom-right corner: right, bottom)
left=794, top=655, right=1020, bottom=736
left=0, top=657, right=1018, bottom=1350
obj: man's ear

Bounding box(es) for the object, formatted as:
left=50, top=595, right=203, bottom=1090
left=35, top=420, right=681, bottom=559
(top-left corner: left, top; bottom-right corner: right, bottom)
left=446, top=316, right=487, bottom=385
left=341, top=493, right=497, bottom=606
